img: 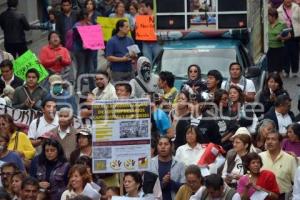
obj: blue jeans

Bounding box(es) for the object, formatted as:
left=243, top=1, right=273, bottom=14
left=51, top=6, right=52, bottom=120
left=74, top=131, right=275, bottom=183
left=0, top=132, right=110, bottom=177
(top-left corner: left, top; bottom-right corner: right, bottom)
left=142, top=42, right=161, bottom=64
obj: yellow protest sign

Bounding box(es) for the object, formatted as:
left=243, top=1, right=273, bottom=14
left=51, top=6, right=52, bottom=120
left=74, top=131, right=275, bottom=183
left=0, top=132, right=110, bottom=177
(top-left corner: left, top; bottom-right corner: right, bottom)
left=97, top=17, right=131, bottom=41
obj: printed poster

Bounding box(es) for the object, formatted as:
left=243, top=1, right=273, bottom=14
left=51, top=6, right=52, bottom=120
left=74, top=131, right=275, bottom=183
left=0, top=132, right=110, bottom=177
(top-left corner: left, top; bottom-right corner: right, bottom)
left=92, top=99, right=151, bottom=173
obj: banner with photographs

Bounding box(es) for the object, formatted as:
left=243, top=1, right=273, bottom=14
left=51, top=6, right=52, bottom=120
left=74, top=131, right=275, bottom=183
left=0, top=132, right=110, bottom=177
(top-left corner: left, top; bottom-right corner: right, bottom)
left=92, top=99, right=151, bottom=173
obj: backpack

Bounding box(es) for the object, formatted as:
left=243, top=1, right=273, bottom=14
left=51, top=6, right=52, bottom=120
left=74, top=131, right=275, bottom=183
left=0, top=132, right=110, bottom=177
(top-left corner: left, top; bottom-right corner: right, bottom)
left=65, top=29, right=74, bottom=51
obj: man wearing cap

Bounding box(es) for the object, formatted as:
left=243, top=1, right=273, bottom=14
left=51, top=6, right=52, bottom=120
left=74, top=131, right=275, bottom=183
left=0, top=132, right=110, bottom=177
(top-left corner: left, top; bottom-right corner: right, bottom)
left=259, top=131, right=297, bottom=199
left=264, top=94, right=295, bottom=136
left=92, top=70, right=117, bottom=100
left=129, top=56, right=159, bottom=98
left=69, top=128, right=92, bottom=165
left=45, top=74, right=77, bottom=115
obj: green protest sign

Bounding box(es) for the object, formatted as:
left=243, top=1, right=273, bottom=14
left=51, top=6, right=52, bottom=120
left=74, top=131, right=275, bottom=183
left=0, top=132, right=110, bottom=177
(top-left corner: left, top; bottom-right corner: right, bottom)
left=13, top=50, right=49, bottom=83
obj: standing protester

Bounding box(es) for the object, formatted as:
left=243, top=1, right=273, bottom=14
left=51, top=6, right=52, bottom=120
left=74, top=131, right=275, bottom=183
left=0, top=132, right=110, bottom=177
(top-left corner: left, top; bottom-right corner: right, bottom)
left=72, top=9, right=94, bottom=80
left=56, top=0, right=78, bottom=45
left=39, top=31, right=72, bottom=75
left=0, top=0, right=31, bottom=58
left=30, top=139, right=70, bottom=200
left=221, top=62, right=256, bottom=102
left=46, top=107, right=77, bottom=160
left=92, top=70, right=118, bottom=100
left=264, top=94, right=295, bottom=136
left=150, top=136, right=185, bottom=200
left=12, top=69, right=47, bottom=110
left=277, top=0, right=300, bottom=77
left=259, top=131, right=297, bottom=199
left=130, top=56, right=159, bottom=98
left=106, top=19, right=136, bottom=82
left=139, top=0, right=161, bottom=64
left=0, top=59, right=24, bottom=93
left=267, top=7, right=290, bottom=74
left=28, top=98, right=59, bottom=148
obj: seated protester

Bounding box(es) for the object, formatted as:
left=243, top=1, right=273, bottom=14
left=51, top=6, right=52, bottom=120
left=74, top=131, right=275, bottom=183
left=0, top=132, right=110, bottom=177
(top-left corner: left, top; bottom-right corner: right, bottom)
left=105, top=187, right=120, bottom=200
left=254, top=119, right=276, bottom=152
left=79, top=92, right=95, bottom=128
left=221, top=127, right=260, bottom=189
left=175, top=125, right=225, bottom=173
left=182, top=64, right=207, bottom=94
left=75, top=156, right=104, bottom=196
left=115, top=82, right=132, bottom=99
left=190, top=174, right=241, bottom=200
left=28, top=98, right=59, bottom=149
left=39, top=31, right=71, bottom=74
left=221, top=62, right=256, bottom=102
left=70, top=128, right=92, bottom=165
left=45, top=74, right=78, bottom=115
left=212, top=89, right=238, bottom=151
left=202, top=69, right=223, bottom=100
left=0, top=133, right=25, bottom=172
left=61, top=164, right=100, bottom=200
left=264, top=94, right=295, bottom=136
left=10, top=172, right=27, bottom=200
left=169, top=90, right=191, bottom=148
left=282, top=123, right=300, bottom=157
left=92, top=70, right=118, bottom=100
left=150, top=136, right=185, bottom=200
left=228, top=85, right=257, bottom=134
left=150, top=93, right=173, bottom=138
left=189, top=93, right=221, bottom=145
left=129, top=56, right=159, bottom=98
left=1, top=85, right=15, bottom=106
left=0, top=162, right=21, bottom=193
left=19, top=177, right=40, bottom=200
left=157, top=71, right=177, bottom=111
left=123, top=172, right=146, bottom=198
left=12, top=68, right=47, bottom=110
left=0, top=59, right=23, bottom=93
left=0, top=114, right=35, bottom=160
left=259, top=131, right=297, bottom=198
left=175, top=165, right=203, bottom=200
left=29, top=139, right=70, bottom=200
left=43, top=107, right=77, bottom=160
left=259, top=73, right=289, bottom=114
left=237, top=152, right=279, bottom=200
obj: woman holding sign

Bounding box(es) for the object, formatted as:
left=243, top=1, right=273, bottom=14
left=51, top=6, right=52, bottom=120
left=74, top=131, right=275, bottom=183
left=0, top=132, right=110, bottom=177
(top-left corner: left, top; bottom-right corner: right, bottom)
left=237, top=152, right=279, bottom=200
left=72, top=9, right=94, bottom=84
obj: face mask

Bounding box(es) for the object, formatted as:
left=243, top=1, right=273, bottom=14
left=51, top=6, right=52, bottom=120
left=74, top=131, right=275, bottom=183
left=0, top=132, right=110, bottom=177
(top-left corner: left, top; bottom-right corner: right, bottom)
left=141, top=62, right=151, bottom=82
left=52, top=84, right=63, bottom=95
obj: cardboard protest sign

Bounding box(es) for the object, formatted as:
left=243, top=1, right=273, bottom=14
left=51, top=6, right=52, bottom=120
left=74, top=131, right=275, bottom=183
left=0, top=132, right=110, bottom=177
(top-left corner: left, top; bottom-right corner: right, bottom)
left=13, top=50, right=49, bottom=83
left=77, top=25, right=105, bottom=50
left=135, top=15, right=157, bottom=41
left=97, top=17, right=131, bottom=41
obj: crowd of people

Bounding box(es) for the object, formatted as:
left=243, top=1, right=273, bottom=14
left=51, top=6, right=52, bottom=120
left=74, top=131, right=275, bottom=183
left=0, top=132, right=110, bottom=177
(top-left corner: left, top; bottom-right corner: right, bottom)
left=0, top=0, right=299, bottom=200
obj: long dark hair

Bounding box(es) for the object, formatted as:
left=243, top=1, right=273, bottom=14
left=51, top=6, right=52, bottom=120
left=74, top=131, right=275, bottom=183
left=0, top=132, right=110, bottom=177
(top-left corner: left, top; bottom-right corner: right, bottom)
left=263, top=72, right=283, bottom=92
left=38, top=139, right=67, bottom=165
left=112, top=19, right=127, bottom=36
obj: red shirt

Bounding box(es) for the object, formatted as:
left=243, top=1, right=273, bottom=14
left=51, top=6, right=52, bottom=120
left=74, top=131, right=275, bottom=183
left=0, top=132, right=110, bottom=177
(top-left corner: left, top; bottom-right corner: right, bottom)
left=237, top=170, right=280, bottom=200
left=39, top=44, right=71, bottom=73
